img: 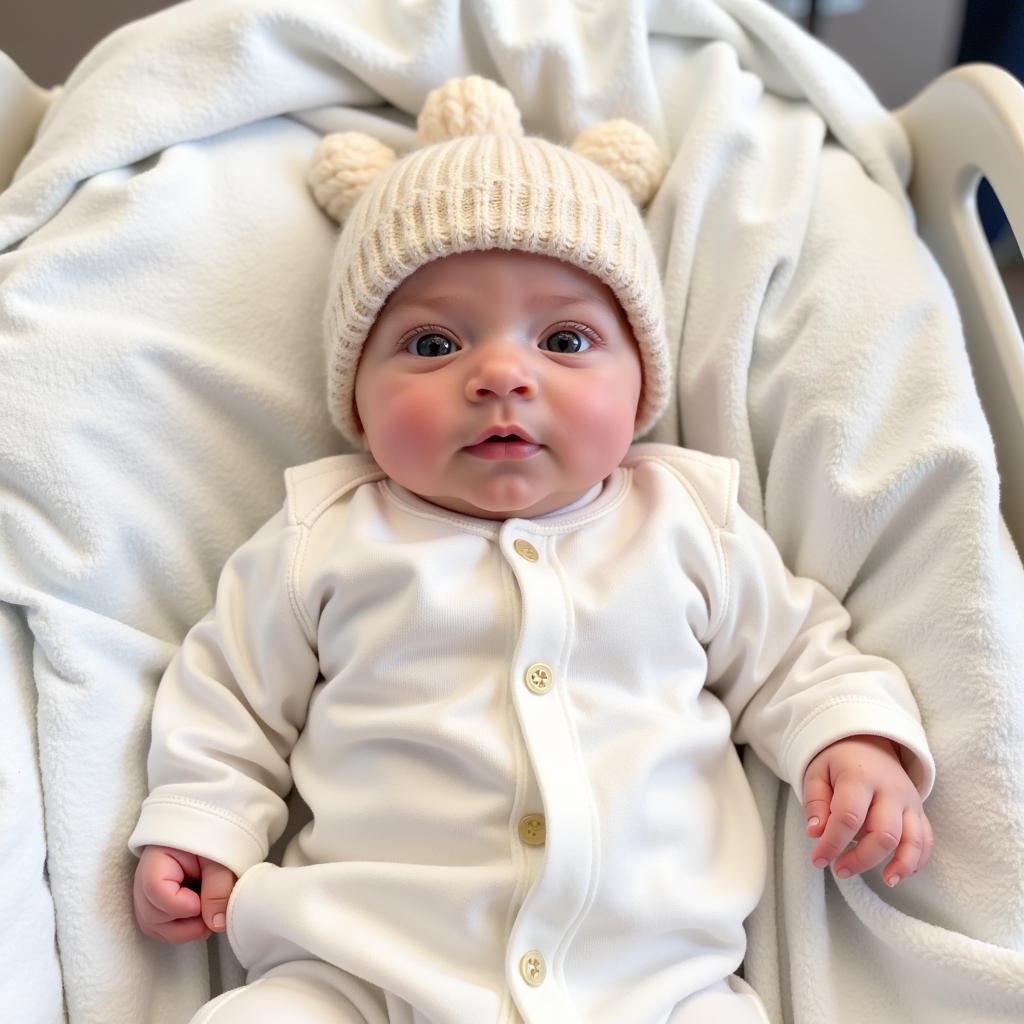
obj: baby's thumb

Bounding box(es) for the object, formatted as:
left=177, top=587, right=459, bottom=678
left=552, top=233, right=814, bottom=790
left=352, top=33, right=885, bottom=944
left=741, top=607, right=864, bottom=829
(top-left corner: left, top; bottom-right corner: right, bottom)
left=199, top=857, right=236, bottom=933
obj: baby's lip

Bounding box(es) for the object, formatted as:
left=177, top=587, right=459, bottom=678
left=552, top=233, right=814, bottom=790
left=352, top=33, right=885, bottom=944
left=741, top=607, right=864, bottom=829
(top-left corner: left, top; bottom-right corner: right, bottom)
left=462, top=425, right=544, bottom=461
left=466, top=424, right=539, bottom=446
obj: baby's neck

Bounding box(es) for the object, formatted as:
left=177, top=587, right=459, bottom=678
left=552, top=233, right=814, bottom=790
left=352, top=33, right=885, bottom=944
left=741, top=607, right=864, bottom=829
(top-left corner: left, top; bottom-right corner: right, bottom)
left=534, top=481, right=604, bottom=518
left=394, top=479, right=606, bottom=522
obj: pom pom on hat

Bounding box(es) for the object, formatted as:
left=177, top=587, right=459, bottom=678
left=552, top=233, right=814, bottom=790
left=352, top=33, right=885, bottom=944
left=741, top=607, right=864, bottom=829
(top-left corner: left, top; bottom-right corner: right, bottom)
left=571, top=119, right=667, bottom=207
left=417, top=74, right=524, bottom=144
left=307, top=131, right=397, bottom=224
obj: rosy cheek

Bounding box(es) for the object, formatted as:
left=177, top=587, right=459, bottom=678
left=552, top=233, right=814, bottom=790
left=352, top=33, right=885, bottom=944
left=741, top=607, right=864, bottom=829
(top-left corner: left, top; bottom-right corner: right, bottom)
left=569, top=379, right=639, bottom=451
left=367, top=384, right=450, bottom=473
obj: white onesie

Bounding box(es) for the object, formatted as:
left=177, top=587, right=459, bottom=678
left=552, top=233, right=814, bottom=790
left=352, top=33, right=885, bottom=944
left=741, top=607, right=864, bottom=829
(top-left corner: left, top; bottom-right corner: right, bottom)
left=130, top=443, right=935, bottom=1024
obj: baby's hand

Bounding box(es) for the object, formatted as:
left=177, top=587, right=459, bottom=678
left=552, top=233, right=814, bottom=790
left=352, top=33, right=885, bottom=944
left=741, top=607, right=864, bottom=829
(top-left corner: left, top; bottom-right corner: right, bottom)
left=133, top=845, right=236, bottom=943
left=802, top=734, right=932, bottom=887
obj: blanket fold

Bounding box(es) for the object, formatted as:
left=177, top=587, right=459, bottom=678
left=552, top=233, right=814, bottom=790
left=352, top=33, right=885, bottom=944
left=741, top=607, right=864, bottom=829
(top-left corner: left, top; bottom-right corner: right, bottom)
left=1, top=1, right=1021, bottom=1021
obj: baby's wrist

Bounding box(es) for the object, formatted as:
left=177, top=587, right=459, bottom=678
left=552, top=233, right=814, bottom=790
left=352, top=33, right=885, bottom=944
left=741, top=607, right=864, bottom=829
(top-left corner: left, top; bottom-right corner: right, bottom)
left=830, top=734, right=900, bottom=758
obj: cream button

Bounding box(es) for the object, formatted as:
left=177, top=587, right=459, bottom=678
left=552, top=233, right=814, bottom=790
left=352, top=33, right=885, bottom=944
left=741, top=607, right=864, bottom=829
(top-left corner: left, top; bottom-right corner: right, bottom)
left=519, top=950, right=546, bottom=987
left=524, top=662, right=553, bottom=694
left=518, top=813, right=546, bottom=846
left=513, top=538, right=539, bottom=562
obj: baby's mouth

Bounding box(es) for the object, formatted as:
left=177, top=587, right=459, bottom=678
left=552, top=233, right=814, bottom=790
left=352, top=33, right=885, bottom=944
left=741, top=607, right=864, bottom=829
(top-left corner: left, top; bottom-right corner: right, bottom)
left=463, top=432, right=543, bottom=461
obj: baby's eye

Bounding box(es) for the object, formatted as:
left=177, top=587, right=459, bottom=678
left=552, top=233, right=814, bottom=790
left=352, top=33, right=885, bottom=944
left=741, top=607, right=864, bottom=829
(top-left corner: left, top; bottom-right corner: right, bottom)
left=407, top=333, right=458, bottom=357
left=541, top=329, right=590, bottom=354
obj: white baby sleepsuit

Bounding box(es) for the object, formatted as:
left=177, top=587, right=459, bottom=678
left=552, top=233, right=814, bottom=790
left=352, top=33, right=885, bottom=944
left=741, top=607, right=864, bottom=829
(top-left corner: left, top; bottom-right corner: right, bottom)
left=130, top=443, right=935, bottom=1024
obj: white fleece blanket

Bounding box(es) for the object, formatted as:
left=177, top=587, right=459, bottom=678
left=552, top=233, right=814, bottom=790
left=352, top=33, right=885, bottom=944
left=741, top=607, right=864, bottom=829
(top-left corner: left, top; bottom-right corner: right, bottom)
left=1, top=1, right=1022, bottom=1021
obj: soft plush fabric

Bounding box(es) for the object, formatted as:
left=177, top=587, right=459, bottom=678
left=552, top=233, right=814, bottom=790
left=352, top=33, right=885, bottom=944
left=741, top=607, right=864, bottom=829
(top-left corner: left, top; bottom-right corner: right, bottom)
left=0, top=1, right=1022, bottom=1022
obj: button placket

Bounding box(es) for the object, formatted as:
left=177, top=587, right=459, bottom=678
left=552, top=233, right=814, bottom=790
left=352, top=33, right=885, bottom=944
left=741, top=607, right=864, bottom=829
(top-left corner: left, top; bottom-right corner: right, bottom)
left=501, top=523, right=595, bottom=1021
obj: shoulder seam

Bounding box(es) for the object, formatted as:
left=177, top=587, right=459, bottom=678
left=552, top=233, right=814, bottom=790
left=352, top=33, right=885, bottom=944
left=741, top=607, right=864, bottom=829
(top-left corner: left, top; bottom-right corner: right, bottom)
left=628, top=454, right=726, bottom=533
left=284, top=458, right=383, bottom=645
left=288, top=523, right=316, bottom=646
left=303, top=467, right=385, bottom=527
left=286, top=462, right=385, bottom=529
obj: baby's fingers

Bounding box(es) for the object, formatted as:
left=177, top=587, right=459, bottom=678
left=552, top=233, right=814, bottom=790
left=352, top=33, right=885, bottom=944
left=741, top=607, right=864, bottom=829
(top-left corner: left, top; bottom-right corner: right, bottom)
left=879, top=809, right=929, bottom=887
left=810, top=778, right=871, bottom=869
left=199, top=857, right=236, bottom=933
left=138, top=849, right=201, bottom=917
left=803, top=771, right=834, bottom=837
left=144, top=913, right=211, bottom=945
left=832, top=800, right=902, bottom=879
left=133, top=875, right=206, bottom=943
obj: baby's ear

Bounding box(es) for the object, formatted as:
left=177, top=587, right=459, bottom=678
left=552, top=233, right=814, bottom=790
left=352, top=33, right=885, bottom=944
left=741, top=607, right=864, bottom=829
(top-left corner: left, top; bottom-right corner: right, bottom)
left=570, top=120, right=666, bottom=207
left=307, top=132, right=398, bottom=224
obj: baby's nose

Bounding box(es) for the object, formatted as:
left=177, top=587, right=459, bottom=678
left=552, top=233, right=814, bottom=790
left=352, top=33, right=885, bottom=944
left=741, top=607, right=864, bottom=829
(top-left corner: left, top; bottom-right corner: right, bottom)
left=465, top=347, right=538, bottom=401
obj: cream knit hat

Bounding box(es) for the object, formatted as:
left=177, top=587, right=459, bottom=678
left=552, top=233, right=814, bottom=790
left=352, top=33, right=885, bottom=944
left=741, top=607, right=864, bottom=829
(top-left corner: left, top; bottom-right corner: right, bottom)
left=307, top=75, right=670, bottom=445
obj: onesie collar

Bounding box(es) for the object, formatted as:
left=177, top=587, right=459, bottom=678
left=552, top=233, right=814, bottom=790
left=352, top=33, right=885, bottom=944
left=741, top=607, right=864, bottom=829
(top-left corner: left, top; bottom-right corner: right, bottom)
left=381, top=469, right=629, bottom=536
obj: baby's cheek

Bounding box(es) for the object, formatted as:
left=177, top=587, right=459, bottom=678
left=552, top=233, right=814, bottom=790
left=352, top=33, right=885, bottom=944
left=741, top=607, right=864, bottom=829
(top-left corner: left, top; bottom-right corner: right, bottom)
left=573, top=380, right=639, bottom=451
left=371, top=387, right=449, bottom=472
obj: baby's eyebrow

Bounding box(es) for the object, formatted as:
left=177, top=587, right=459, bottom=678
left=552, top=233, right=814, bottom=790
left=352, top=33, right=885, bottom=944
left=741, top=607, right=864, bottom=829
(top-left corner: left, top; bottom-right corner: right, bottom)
left=532, top=293, right=604, bottom=309
left=395, top=292, right=602, bottom=313
left=401, top=294, right=469, bottom=310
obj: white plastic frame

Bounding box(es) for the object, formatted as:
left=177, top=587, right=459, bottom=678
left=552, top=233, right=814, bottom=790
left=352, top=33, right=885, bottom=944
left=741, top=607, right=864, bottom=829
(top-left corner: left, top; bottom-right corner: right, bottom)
left=897, top=63, right=1024, bottom=556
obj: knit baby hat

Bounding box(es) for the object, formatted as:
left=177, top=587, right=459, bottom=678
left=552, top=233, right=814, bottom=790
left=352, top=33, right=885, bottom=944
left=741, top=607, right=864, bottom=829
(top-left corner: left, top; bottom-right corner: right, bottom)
left=307, top=75, right=670, bottom=446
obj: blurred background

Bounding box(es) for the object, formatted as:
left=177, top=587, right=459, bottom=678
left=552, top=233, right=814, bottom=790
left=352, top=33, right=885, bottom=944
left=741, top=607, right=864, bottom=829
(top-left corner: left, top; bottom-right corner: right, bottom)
left=0, top=0, right=988, bottom=103
left=0, top=0, right=987, bottom=104
left=2, top=0, right=1022, bottom=313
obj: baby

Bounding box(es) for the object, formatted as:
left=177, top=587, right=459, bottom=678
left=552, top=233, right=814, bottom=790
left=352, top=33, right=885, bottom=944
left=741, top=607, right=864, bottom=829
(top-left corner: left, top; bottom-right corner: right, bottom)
left=130, top=77, right=934, bottom=1024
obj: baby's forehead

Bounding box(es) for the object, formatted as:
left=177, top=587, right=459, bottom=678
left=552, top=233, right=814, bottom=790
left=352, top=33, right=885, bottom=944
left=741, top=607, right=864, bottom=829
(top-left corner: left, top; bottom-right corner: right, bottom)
left=381, top=249, right=620, bottom=312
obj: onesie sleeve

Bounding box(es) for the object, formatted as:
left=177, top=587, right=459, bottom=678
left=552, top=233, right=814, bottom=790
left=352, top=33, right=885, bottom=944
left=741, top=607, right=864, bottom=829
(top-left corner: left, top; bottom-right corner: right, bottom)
left=128, top=505, right=319, bottom=876
left=703, top=503, right=935, bottom=803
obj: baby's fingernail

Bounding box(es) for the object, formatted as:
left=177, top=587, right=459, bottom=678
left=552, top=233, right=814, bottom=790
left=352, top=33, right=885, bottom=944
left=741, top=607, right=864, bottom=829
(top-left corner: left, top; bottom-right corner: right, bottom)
left=807, top=817, right=820, bottom=829
left=213, top=914, right=225, bottom=929
left=813, top=857, right=829, bottom=869
left=886, top=875, right=900, bottom=888
left=837, top=868, right=851, bottom=879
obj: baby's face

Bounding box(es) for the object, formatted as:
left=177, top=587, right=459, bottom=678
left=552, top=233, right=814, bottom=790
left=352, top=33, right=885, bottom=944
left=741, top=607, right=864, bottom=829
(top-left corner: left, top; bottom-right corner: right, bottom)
left=354, top=250, right=643, bottom=519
